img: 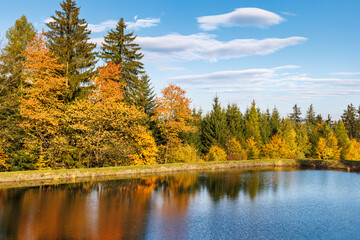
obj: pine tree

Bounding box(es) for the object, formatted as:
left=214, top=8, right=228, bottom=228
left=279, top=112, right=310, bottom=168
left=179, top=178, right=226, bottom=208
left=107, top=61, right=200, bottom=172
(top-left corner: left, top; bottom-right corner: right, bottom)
left=134, top=74, right=156, bottom=115
left=270, top=107, right=281, bottom=135
left=259, top=109, right=271, bottom=144
left=46, top=0, right=97, bottom=101
left=225, top=103, right=244, bottom=142
left=290, top=104, right=301, bottom=123
left=101, top=18, right=151, bottom=107
left=306, top=104, right=316, bottom=126
left=244, top=100, right=261, bottom=143
left=201, top=96, right=228, bottom=151
left=341, top=104, right=359, bottom=139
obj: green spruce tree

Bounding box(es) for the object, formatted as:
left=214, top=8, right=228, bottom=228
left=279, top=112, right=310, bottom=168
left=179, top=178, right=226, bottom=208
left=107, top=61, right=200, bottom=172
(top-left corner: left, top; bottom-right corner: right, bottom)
left=101, top=18, right=153, bottom=109
left=225, top=103, right=244, bottom=142
left=46, top=0, right=97, bottom=101
left=270, top=107, right=281, bottom=135
left=201, top=97, right=228, bottom=151
left=244, top=100, right=261, bottom=143
left=341, top=104, right=359, bottom=139
left=290, top=104, right=302, bottom=123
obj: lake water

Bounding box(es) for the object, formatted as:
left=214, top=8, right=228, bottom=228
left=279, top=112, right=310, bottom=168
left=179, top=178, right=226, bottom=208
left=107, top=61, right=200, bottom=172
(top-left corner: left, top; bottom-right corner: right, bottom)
left=1, top=169, right=360, bottom=239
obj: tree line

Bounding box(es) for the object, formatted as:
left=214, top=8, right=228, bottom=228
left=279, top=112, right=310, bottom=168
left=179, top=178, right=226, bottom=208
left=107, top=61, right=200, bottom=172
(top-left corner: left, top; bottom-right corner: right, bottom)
left=0, top=0, right=359, bottom=171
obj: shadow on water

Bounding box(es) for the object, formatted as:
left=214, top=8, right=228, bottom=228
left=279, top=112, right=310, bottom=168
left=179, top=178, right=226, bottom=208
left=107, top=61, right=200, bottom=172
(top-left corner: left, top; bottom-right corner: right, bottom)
left=0, top=167, right=330, bottom=239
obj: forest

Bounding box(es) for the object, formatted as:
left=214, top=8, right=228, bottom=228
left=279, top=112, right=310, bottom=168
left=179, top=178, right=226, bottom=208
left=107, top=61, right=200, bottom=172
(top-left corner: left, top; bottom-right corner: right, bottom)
left=1, top=0, right=360, bottom=171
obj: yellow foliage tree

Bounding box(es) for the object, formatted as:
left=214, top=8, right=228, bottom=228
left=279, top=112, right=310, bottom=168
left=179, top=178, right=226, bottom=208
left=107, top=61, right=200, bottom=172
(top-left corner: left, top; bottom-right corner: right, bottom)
left=66, top=62, right=157, bottom=167
left=246, top=137, right=260, bottom=160
left=226, top=138, right=247, bottom=160
left=0, top=145, right=10, bottom=171
left=315, top=133, right=340, bottom=160
left=207, top=145, right=227, bottom=161
left=262, top=134, right=296, bottom=159
left=21, top=33, right=67, bottom=169
left=346, top=139, right=360, bottom=160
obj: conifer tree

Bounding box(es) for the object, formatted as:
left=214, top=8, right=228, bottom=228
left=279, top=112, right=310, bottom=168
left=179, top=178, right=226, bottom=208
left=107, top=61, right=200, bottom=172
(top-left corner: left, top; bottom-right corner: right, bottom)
left=306, top=104, right=316, bottom=126
left=259, top=109, right=271, bottom=144
left=46, top=0, right=97, bottom=101
left=290, top=104, right=302, bottom=123
left=100, top=18, right=154, bottom=109
left=201, top=97, right=228, bottom=151
left=244, top=100, right=261, bottom=143
left=225, top=103, right=244, bottom=142
left=341, top=104, right=359, bottom=139
left=270, top=107, right=281, bottom=135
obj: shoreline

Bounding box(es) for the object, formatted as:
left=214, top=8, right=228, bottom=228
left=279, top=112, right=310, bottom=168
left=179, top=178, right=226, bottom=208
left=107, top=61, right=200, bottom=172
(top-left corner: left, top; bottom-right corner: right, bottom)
left=0, top=159, right=359, bottom=188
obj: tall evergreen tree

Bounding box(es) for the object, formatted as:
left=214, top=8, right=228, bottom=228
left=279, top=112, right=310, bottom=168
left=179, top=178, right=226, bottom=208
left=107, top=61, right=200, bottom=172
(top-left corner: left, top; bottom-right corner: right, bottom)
left=101, top=18, right=152, bottom=108
left=270, top=107, right=281, bottom=135
left=335, top=120, right=351, bottom=160
left=290, top=104, right=302, bottom=123
left=201, top=97, right=228, bottom=151
left=0, top=15, right=36, bottom=169
left=46, top=0, right=97, bottom=101
left=259, top=109, right=271, bottom=144
left=133, top=74, right=156, bottom=115
left=244, top=100, right=261, bottom=143
left=306, top=104, right=316, bottom=126
left=225, top=103, right=244, bottom=142
left=341, top=104, right=359, bottom=139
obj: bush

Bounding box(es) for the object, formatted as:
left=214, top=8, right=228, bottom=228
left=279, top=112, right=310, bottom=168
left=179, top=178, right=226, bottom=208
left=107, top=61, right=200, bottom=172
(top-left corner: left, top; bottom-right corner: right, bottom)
left=245, top=137, right=260, bottom=160
left=168, top=144, right=198, bottom=163
left=207, top=145, right=227, bottom=162
left=226, top=138, right=247, bottom=160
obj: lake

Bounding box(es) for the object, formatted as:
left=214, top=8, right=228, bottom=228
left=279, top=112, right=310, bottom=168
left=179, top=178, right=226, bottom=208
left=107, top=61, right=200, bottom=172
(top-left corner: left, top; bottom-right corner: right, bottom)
left=1, top=169, right=360, bottom=239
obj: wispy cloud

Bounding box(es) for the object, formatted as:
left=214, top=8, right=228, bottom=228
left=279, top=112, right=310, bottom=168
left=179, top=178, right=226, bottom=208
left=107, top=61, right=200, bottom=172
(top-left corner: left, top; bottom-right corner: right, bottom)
left=281, top=12, right=297, bottom=16
left=330, top=72, right=360, bottom=76
left=87, top=17, right=160, bottom=33
left=158, top=66, right=185, bottom=71
left=169, top=66, right=360, bottom=100
left=197, top=8, right=284, bottom=31
left=135, top=33, right=307, bottom=62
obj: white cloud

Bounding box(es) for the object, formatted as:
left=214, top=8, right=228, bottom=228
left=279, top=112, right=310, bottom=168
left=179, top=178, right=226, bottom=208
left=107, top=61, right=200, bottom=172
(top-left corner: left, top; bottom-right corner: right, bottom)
left=127, top=18, right=160, bottom=30
left=136, top=33, right=307, bottom=62
left=197, top=8, right=284, bottom=31
left=158, top=66, right=185, bottom=71
left=88, top=18, right=160, bottom=33
left=169, top=68, right=276, bottom=84
left=330, top=72, right=360, bottom=76
left=88, top=20, right=118, bottom=33
left=44, top=18, right=54, bottom=24
left=169, top=66, right=360, bottom=100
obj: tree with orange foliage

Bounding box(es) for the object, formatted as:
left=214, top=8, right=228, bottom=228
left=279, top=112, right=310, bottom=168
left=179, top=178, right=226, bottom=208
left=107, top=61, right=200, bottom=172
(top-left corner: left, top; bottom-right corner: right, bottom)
left=153, top=84, right=194, bottom=163
left=66, top=62, right=157, bottom=167
left=21, top=33, right=67, bottom=169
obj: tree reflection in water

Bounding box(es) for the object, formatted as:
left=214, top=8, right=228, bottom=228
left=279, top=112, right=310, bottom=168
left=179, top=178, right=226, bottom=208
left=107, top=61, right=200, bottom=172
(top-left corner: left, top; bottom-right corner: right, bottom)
left=0, top=168, right=295, bottom=239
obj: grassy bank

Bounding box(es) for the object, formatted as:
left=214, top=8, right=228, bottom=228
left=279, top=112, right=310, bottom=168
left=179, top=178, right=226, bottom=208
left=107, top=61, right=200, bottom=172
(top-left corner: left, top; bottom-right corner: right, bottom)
left=0, top=159, right=359, bottom=188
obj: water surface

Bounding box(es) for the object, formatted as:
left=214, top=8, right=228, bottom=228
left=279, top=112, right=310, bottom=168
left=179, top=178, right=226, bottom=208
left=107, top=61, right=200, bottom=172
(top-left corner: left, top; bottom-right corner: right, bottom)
left=1, top=169, right=360, bottom=239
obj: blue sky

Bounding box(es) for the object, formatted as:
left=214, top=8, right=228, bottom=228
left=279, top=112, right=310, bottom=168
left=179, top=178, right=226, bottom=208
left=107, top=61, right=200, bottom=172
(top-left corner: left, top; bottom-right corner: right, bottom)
left=1, top=0, right=360, bottom=119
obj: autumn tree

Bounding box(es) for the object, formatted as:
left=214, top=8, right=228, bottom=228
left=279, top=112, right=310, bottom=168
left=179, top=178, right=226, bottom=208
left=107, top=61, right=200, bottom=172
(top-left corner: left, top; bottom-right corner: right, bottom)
left=0, top=15, right=36, bottom=169
left=245, top=137, right=260, bottom=160
left=153, top=84, right=194, bottom=163
left=262, top=134, right=296, bottom=159
left=335, top=120, right=351, bottom=160
left=100, top=18, right=155, bottom=111
left=21, top=33, right=68, bottom=169
left=46, top=0, right=97, bottom=101
left=66, top=62, right=157, bottom=167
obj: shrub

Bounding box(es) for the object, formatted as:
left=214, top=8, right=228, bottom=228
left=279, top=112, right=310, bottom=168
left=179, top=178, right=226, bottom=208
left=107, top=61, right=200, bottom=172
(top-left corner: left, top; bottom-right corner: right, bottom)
left=226, top=138, right=247, bottom=160
left=207, top=145, right=227, bottom=162
left=168, top=144, right=198, bottom=163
